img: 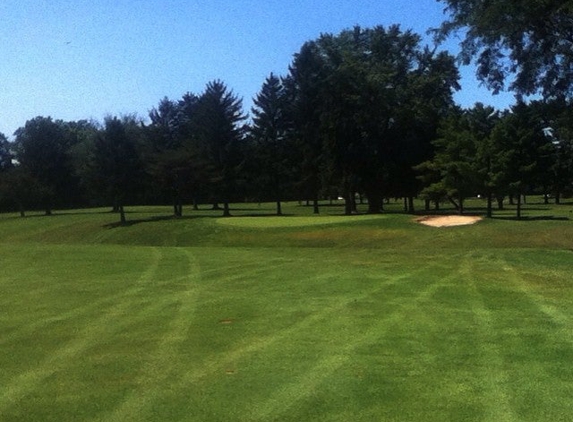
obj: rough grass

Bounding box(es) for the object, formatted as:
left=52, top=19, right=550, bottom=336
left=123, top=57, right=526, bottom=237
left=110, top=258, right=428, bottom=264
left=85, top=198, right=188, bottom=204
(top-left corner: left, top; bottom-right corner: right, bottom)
left=0, top=199, right=572, bottom=421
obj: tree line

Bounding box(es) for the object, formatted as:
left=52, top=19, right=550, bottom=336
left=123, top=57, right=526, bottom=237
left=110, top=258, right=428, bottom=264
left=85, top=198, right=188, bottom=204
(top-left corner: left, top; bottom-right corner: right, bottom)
left=1, top=15, right=572, bottom=222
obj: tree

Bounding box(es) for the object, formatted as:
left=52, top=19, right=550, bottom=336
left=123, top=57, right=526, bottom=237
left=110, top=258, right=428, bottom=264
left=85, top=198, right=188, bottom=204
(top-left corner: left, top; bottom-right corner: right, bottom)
left=93, top=116, right=145, bottom=224
left=13, top=116, right=78, bottom=215
left=285, top=42, right=329, bottom=214
left=436, top=0, right=573, bottom=98
left=0, top=133, right=17, bottom=212
left=194, top=80, right=247, bottom=217
left=418, top=108, right=480, bottom=215
left=250, top=73, right=293, bottom=215
left=468, top=104, right=502, bottom=217
left=0, top=133, right=13, bottom=171
left=490, top=102, right=552, bottom=219
left=287, top=25, right=459, bottom=214
left=549, top=101, right=573, bottom=201
left=146, top=95, right=202, bottom=216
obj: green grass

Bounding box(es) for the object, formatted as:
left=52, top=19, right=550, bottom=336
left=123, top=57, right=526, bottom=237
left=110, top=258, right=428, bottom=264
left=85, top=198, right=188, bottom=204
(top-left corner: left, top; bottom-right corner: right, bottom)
left=0, top=199, right=572, bottom=421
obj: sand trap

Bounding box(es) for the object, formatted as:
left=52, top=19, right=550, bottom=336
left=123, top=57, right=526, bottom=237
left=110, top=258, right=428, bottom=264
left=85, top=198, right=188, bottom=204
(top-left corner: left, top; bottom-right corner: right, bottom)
left=416, top=215, right=483, bottom=227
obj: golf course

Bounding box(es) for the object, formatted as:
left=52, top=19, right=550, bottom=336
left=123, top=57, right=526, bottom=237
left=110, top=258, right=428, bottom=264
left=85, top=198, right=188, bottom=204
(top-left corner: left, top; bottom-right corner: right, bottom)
left=1, top=199, right=572, bottom=421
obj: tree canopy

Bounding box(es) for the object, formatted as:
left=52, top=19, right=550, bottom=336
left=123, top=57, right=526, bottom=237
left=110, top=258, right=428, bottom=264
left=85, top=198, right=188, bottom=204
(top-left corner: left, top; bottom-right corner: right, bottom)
left=436, top=0, right=573, bottom=98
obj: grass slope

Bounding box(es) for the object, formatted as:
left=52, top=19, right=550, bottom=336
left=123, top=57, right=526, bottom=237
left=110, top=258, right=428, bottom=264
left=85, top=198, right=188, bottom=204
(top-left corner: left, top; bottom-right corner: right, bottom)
left=0, top=200, right=572, bottom=421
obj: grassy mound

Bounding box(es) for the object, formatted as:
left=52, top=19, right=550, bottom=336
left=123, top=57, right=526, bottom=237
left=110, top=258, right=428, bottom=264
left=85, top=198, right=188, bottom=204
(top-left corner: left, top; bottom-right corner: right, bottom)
left=1, top=200, right=572, bottom=421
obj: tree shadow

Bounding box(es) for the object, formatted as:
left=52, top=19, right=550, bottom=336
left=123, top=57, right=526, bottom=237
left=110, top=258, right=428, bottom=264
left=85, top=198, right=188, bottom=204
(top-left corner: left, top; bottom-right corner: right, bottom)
left=491, top=215, right=570, bottom=222
left=103, top=214, right=198, bottom=228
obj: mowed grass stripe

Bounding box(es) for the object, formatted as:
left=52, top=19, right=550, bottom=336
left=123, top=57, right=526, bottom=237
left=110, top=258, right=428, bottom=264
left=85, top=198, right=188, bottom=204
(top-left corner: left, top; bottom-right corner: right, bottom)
left=1, top=203, right=572, bottom=421
left=480, top=254, right=573, bottom=420
left=499, top=255, right=572, bottom=330
left=0, top=246, right=166, bottom=412
left=0, top=246, right=162, bottom=348
left=248, top=266, right=447, bottom=421
left=0, top=248, right=172, bottom=413
left=102, top=259, right=439, bottom=421
left=99, top=248, right=203, bottom=422
left=462, top=254, right=516, bottom=422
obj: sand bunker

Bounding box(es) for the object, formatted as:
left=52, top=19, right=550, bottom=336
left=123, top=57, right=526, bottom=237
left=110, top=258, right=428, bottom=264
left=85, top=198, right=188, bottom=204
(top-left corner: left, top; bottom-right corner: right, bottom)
left=416, top=215, right=483, bottom=227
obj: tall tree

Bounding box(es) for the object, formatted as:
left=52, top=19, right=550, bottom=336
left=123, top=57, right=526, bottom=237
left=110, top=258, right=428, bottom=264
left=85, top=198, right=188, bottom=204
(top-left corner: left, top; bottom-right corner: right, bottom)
left=287, top=25, right=459, bottom=214
left=286, top=42, right=329, bottom=214
left=250, top=73, right=293, bottom=215
left=146, top=96, right=201, bottom=216
left=93, top=116, right=145, bottom=224
left=468, top=104, right=502, bottom=217
left=0, top=133, right=13, bottom=171
left=195, top=80, right=247, bottom=216
left=436, top=0, right=573, bottom=98
left=491, top=102, right=552, bottom=219
left=418, top=108, right=480, bottom=215
left=13, top=116, right=77, bottom=215
left=549, top=101, right=573, bottom=202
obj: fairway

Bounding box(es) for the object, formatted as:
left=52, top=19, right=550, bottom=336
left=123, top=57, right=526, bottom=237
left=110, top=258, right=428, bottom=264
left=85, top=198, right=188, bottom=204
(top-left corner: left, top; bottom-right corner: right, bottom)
left=1, top=201, right=572, bottom=421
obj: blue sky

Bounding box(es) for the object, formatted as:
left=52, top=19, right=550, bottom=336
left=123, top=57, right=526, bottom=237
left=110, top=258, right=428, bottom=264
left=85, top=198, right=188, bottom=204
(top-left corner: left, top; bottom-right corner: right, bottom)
left=0, top=0, right=516, bottom=137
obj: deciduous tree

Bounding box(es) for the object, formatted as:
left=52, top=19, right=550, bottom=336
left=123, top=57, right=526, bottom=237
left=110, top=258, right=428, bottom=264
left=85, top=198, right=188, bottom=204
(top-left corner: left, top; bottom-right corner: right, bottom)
left=436, top=0, right=573, bottom=98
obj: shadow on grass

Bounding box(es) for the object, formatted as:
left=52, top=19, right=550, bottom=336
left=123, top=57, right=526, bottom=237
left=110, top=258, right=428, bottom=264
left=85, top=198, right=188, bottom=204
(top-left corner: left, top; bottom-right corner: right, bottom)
left=103, top=214, right=202, bottom=228
left=103, top=212, right=313, bottom=228
left=491, top=215, right=570, bottom=222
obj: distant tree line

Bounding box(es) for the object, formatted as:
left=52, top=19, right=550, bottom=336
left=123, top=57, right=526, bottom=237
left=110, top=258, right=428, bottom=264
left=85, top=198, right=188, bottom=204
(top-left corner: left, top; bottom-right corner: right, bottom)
left=1, top=19, right=572, bottom=222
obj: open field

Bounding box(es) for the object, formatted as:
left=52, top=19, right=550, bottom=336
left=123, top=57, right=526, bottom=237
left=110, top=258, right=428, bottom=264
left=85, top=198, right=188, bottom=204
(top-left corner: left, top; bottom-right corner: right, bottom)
left=1, top=199, right=572, bottom=421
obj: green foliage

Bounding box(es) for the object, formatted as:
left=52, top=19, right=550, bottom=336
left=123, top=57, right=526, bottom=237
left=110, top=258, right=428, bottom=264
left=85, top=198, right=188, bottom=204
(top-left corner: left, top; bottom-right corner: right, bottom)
left=0, top=132, right=13, bottom=171
left=287, top=25, right=460, bottom=214
left=13, top=116, right=80, bottom=214
left=250, top=73, right=294, bottom=214
left=146, top=95, right=205, bottom=216
left=195, top=80, right=247, bottom=216
left=93, top=116, right=146, bottom=223
left=418, top=104, right=501, bottom=214
left=436, top=0, right=573, bottom=98
left=491, top=101, right=553, bottom=217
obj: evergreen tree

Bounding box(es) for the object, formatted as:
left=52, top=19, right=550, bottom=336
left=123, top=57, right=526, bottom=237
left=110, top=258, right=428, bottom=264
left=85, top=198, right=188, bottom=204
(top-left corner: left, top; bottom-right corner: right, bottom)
left=195, top=80, right=247, bottom=217
left=250, top=73, right=293, bottom=215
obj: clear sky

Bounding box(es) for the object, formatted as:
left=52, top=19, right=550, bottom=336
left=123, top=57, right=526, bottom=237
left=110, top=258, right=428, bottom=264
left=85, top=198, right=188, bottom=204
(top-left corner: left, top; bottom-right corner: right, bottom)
left=0, top=0, right=516, bottom=138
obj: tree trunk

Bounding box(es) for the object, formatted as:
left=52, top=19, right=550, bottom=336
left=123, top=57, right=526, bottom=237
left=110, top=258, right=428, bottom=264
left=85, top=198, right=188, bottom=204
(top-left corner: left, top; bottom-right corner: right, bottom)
left=367, top=195, right=382, bottom=214
left=555, top=192, right=561, bottom=205
left=344, top=191, right=358, bottom=215
left=276, top=200, right=282, bottom=216
left=516, top=191, right=522, bottom=219
left=424, top=199, right=430, bottom=211
left=486, top=192, right=493, bottom=218
left=119, top=205, right=126, bottom=224
left=173, top=198, right=182, bottom=217
left=434, top=201, right=440, bottom=211
left=313, top=198, right=319, bottom=214
left=223, top=201, right=231, bottom=217
left=408, top=196, right=415, bottom=214
left=496, top=195, right=504, bottom=210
